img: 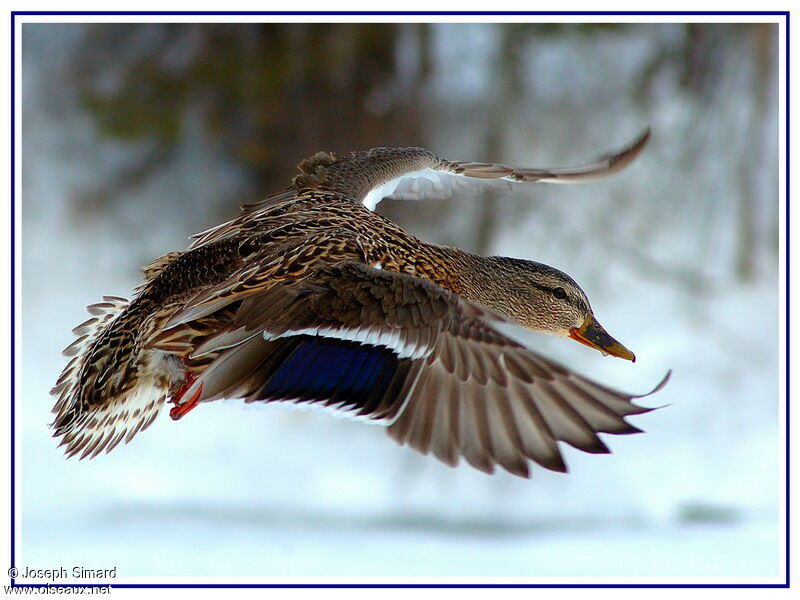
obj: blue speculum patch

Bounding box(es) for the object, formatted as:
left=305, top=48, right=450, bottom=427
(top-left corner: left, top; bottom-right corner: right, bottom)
left=261, top=335, right=399, bottom=408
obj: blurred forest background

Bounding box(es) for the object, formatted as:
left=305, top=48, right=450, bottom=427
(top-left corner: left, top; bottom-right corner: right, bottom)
left=21, top=22, right=780, bottom=579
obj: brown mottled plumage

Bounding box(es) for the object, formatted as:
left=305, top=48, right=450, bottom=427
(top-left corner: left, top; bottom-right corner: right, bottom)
left=51, top=130, right=668, bottom=477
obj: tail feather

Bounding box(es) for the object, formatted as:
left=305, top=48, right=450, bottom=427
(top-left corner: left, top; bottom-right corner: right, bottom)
left=51, top=296, right=130, bottom=414
left=50, top=296, right=176, bottom=459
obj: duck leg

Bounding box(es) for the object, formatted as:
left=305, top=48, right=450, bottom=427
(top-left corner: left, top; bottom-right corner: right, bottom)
left=169, top=372, right=204, bottom=420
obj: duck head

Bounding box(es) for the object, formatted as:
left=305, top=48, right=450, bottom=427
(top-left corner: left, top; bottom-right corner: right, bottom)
left=462, top=256, right=636, bottom=362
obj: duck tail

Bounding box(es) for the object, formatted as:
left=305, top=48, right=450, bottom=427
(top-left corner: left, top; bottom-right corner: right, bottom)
left=50, top=296, right=176, bottom=459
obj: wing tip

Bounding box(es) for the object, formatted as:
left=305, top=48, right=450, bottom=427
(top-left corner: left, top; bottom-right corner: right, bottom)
left=607, top=126, right=652, bottom=170
left=635, top=369, right=672, bottom=399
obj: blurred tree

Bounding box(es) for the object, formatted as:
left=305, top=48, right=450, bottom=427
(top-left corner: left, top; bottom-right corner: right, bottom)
left=736, top=23, right=776, bottom=282
left=64, top=22, right=777, bottom=285
left=70, top=23, right=429, bottom=219
left=639, top=23, right=776, bottom=284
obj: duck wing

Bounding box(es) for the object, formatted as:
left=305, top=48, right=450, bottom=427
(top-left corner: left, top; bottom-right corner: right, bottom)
left=291, top=129, right=650, bottom=210
left=156, top=260, right=667, bottom=478
left=186, top=131, right=650, bottom=249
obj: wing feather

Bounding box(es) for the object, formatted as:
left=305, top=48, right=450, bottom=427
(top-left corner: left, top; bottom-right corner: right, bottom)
left=359, top=129, right=650, bottom=209
left=156, top=260, right=665, bottom=477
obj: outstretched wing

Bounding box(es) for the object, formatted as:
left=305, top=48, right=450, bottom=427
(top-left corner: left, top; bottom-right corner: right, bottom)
left=335, top=129, right=651, bottom=210
left=156, top=261, right=667, bottom=478
left=185, top=130, right=650, bottom=249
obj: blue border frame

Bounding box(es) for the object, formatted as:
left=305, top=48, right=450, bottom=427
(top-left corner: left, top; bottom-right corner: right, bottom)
left=10, top=8, right=15, bottom=589
left=8, top=11, right=791, bottom=590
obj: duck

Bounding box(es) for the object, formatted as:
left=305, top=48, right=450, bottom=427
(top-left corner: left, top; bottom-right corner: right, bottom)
left=51, top=129, right=668, bottom=478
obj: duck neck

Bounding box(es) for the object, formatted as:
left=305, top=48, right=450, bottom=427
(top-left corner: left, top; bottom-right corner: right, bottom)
left=426, top=247, right=508, bottom=312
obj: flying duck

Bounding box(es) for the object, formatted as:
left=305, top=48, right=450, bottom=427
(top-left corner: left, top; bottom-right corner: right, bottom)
left=51, top=130, right=668, bottom=478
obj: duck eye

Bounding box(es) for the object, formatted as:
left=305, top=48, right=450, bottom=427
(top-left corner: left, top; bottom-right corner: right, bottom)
left=552, top=287, right=568, bottom=300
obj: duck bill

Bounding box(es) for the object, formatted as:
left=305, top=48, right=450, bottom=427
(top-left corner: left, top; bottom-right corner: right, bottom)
left=568, top=314, right=636, bottom=362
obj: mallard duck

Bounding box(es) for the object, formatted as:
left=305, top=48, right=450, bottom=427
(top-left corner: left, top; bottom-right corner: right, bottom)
left=51, top=130, right=668, bottom=478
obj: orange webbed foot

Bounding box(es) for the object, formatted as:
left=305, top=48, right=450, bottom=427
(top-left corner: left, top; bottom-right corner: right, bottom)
left=169, top=374, right=204, bottom=421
